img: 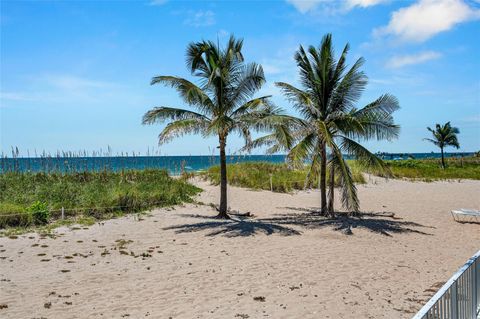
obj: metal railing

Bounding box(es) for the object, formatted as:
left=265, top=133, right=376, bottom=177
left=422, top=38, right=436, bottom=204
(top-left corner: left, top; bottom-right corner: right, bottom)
left=412, top=250, right=480, bottom=319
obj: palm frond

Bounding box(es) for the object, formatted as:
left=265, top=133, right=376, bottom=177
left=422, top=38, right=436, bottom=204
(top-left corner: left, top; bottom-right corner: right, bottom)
left=340, top=136, right=391, bottom=176
left=330, top=144, right=359, bottom=212
left=150, top=76, right=214, bottom=114
left=158, top=118, right=210, bottom=144
left=287, top=133, right=316, bottom=168
left=275, top=82, right=318, bottom=119
left=142, top=107, right=210, bottom=125
left=228, top=63, right=265, bottom=108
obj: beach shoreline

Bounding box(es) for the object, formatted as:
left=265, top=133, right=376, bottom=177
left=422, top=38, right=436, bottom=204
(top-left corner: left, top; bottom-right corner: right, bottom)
left=1, top=177, right=479, bottom=318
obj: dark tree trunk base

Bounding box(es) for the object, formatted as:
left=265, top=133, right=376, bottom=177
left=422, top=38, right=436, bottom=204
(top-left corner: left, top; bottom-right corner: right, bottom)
left=215, top=212, right=231, bottom=219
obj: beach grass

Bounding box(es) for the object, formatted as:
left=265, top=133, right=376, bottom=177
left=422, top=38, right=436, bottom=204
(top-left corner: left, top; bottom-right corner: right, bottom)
left=201, top=161, right=366, bottom=192
left=0, top=169, right=201, bottom=229
left=383, top=156, right=480, bottom=181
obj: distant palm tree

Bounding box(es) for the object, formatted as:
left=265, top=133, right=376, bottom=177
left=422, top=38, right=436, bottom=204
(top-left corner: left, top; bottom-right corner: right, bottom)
left=424, top=122, right=460, bottom=169
left=142, top=36, right=288, bottom=218
left=251, top=34, right=400, bottom=216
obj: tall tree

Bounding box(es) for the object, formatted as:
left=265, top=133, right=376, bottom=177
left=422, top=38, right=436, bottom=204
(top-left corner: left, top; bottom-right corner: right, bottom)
left=424, top=122, right=460, bottom=169
left=251, top=34, right=400, bottom=216
left=142, top=36, right=287, bottom=218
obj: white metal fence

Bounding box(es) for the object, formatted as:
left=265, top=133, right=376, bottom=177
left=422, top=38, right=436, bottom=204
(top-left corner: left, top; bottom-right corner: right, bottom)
left=412, top=250, right=480, bottom=319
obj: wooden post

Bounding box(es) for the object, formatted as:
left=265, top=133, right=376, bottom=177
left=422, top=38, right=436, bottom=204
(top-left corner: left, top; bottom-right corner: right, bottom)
left=61, top=207, right=64, bottom=220
left=269, top=174, right=273, bottom=192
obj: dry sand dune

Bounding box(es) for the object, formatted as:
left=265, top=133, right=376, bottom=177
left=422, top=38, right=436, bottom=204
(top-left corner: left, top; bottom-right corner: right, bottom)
left=1, top=177, right=479, bottom=319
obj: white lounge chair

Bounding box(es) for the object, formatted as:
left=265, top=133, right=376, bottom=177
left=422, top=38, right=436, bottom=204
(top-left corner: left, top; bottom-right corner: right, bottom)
left=451, top=209, right=480, bottom=222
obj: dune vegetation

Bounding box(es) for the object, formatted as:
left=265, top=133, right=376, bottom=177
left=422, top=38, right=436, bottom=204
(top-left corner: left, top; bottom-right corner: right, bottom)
left=383, top=156, right=480, bottom=181
left=0, top=169, right=201, bottom=229
left=202, top=156, right=480, bottom=192
left=202, top=162, right=365, bottom=193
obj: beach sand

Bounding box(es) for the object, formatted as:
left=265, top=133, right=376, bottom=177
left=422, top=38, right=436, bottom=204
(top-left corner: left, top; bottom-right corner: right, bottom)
left=1, top=177, right=479, bottom=318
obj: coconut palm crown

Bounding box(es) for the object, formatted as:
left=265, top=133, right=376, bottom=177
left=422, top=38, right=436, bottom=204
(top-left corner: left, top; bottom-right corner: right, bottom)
left=251, top=34, right=400, bottom=215
left=424, top=122, right=460, bottom=169
left=142, top=35, right=288, bottom=218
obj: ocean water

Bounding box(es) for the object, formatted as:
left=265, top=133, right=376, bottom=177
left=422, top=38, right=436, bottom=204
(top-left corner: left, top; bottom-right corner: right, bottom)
left=0, top=152, right=474, bottom=174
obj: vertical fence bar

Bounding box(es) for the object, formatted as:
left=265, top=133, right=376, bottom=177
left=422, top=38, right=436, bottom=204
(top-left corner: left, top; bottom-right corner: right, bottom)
left=473, top=258, right=477, bottom=317
left=451, top=281, right=458, bottom=319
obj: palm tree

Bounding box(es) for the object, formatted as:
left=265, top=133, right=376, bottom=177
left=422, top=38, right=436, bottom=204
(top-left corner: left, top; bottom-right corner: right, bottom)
left=251, top=34, right=400, bottom=216
left=142, top=36, right=287, bottom=218
left=424, top=122, right=460, bottom=169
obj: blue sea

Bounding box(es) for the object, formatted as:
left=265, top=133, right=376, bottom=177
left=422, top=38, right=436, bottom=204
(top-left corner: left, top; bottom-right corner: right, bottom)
left=0, top=152, right=475, bottom=174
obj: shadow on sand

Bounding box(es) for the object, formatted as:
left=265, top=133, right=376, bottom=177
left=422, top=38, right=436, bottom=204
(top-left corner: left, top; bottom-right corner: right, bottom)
left=164, top=209, right=434, bottom=238
left=262, top=207, right=435, bottom=237
left=164, top=213, right=300, bottom=237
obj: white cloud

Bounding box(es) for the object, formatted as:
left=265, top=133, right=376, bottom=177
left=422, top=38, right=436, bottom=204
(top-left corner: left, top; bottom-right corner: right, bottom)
left=43, top=75, right=112, bottom=91
left=346, top=0, right=388, bottom=9
left=285, top=0, right=328, bottom=13
left=184, top=10, right=215, bottom=27
left=375, top=0, right=480, bottom=42
left=286, top=0, right=386, bottom=13
left=386, top=51, right=442, bottom=68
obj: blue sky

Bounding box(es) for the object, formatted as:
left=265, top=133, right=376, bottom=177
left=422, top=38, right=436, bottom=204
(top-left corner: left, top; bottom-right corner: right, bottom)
left=1, top=0, right=479, bottom=156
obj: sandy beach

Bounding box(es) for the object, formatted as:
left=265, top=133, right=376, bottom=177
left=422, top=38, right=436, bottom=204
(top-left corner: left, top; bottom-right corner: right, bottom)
left=1, top=177, right=479, bottom=319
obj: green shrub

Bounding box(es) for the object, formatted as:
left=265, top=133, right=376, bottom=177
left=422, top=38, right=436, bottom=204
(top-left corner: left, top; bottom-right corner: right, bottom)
left=27, top=201, right=50, bottom=225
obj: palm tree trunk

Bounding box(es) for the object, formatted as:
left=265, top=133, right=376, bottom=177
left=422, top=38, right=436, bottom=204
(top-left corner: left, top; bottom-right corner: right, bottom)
left=320, top=142, right=327, bottom=214
left=328, top=163, right=334, bottom=216
left=440, top=147, right=445, bottom=169
left=217, top=135, right=229, bottom=219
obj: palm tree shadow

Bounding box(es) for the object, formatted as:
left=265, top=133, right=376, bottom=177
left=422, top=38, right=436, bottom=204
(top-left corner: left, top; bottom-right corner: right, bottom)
left=164, top=209, right=433, bottom=237
left=164, top=214, right=301, bottom=237
left=262, top=207, right=435, bottom=237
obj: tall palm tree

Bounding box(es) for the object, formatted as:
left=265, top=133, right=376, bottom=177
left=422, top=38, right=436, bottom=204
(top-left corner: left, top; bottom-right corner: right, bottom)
left=424, top=122, right=460, bottom=169
left=251, top=34, right=400, bottom=216
left=142, top=36, right=287, bottom=218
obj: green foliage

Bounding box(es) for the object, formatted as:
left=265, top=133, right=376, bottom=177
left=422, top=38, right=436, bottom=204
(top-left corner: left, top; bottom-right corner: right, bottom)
left=382, top=157, right=480, bottom=180
left=202, top=162, right=365, bottom=193
left=0, top=203, right=31, bottom=228
left=27, top=201, right=49, bottom=225
left=0, top=169, right=201, bottom=229
left=142, top=35, right=294, bottom=216
left=424, top=122, right=460, bottom=150
left=251, top=34, right=399, bottom=212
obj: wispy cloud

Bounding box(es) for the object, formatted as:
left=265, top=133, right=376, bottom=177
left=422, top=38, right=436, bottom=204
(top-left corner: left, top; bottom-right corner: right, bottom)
left=386, top=51, right=442, bottom=68
left=0, top=74, right=119, bottom=107
left=149, top=0, right=168, bottom=6
left=345, top=0, right=388, bottom=9
left=183, top=10, right=215, bottom=27
left=42, top=74, right=112, bottom=91
left=285, top=0, right=328, bottom=14
left=462, top=114, right=480, bottom=123
left=285, top=0, right=387, bottom=13
left=0, top=92, right=35, bottom=102
left=374, top=0, right=480, bottom=43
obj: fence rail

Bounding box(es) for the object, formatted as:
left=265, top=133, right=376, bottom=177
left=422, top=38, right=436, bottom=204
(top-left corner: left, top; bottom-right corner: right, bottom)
left=412, top=249, right=480, bottom=319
